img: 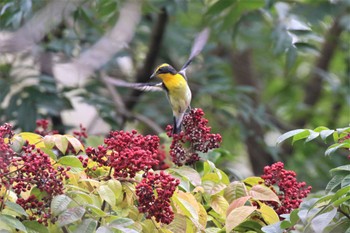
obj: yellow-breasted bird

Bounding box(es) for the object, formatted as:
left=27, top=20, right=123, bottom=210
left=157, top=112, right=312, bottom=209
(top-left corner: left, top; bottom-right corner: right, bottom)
left=106, top=28, right=210, bottom=134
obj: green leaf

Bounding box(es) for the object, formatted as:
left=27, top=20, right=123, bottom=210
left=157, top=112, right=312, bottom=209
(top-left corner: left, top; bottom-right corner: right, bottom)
left=98, top=185, right=116, bottom=207
left=261, top=222, right=283, bottom=233
left=258, top=203, right=280, bottom=224
left=107, top=179, right=123, bottom=202
left=249, top=185, right=280, bottom=203
left=203, top=160, right=217, bottom=175
left=85, top=204, right=107, bottom=217
left=67, top=190, right=93, bottom=204
left=280, top=220, right=292, bottom=229
left=226, top=206, right=257, bottom=232
left=109, top=218, right=134, bottom=228
left=290, top=209, right=300, bottom=225
left=224, top=181, right=248, bottom=203
left=166, top=214, right=188, bottom=233
left=234, top=220, right=265, bottom=233
left=204, top=227, right=221, bottom=233
left=43, top=135, right=55, bottom=150
left=58, top=156, right=83, bottom=169
left=51, top=195, right=72, bottom=216
left=73, top=219, right=97, bottom=233
left=313, top=126, right=330, bottom=132
left=22, top=220, right=49, bottom=233
left=325, top=175, right=344, bottom=194
left=4, top=201, right=28, bottom=217
left=40, top=147, right=57, bottom=160
left=330, top=165, right=350, bottom=174
left=292, top=130, right=310, bottom=144
left=96, top=226, right=113, bottom=233
left=65, top=135, right=85, bottom=153
left=17, top=132, right=44, bottom=147
left=276, top=129, right=305, bottom=144
left=202, top=180, right=227, bottom=196
left=172, top=191, right=201, bottom=225
left=320, top=129, right=335, bottom=140
left=314, top=194, right=333, bottom=207
left=326, top=142, right=350, bottom=156
left=243, top=176, right=264, bottom=188
left=206, top=0, right=235, bottom=16
left=170, top=167, right=201, bottom=186
left=341, top=174, right=350, bottom=188
left=57, top=206, right=85, bottom=227
left=333, top=195, right=350, bottom=207
left=305, top=130, right=319, bottom=142
left=331, top=186, right=350, bottom=201
left=54, top=135, right=69, bottom=155
left=210, top=195, right=229, bottom=216
left=311, top=207, right=337, bottom=233
left=0, top=215, right=27, bottom=232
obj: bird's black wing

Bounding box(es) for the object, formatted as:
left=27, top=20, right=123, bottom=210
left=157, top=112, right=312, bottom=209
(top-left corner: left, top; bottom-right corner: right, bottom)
left=104, top=77, right=164, bottom=92
left=179, top=28, right=210, bottom=77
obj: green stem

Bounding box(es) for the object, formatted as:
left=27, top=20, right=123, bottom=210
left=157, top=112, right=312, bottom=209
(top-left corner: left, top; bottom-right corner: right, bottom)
left=96, top=167, right=113, bottom=229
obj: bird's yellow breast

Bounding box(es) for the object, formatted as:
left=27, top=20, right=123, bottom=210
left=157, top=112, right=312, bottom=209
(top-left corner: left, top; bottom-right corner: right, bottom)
left=159, top=73, right=187, bottom=91
left=158, top=73, right=191, bottom=114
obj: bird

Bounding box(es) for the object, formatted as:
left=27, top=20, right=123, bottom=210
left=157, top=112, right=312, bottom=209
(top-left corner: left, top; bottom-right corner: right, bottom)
left=105, top=28, right=210, bottom=134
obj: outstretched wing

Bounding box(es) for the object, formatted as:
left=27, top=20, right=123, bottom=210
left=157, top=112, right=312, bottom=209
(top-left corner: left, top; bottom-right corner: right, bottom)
left=104, top=77, right=164, bottom=92
left=180, top=28, right=210, bottom=75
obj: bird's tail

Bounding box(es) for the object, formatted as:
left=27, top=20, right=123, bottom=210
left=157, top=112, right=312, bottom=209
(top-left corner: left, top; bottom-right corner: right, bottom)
left=172, top=113, right=185, bottom=135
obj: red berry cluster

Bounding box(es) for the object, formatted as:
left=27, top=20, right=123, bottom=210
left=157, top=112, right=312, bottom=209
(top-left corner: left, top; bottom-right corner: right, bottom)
left=73, top=124, right=88, bottom=143
left=166, top=108, right=222, bottom=166
left=12, top=144, right=69, bottom=196
left=152, top=146, right=170, bottom=171
left=261, top=162, right=312, bottom=215
left=0, top=123, right=69, bottom=225
left=136, top=171, right=179, bottom=224
left=0, top=124, right=15, bottom=189
left=34, top=119, right=58, bottom=136
left=85, top=130, right=160, bottom=178
left=17, top=195, right=51, bottom=225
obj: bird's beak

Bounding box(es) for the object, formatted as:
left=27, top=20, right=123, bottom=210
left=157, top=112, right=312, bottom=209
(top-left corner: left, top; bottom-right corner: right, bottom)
left=150, top=72, right=156, bottom=79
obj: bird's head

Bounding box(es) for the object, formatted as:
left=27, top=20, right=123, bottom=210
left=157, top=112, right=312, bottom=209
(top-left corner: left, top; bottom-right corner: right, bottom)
left=150, top=63, right=177, bottom=80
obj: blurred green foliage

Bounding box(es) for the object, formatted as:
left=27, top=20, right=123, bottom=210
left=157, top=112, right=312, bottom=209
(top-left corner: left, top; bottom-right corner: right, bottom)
left=0, top=0, right=349, bottom=190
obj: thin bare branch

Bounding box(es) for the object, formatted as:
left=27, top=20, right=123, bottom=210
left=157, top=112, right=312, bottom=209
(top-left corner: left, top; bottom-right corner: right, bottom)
left=125, top=7, right=168, bottom=111
left=101, top=76, right=163, bottom=134
left=295, top=17, right=343, bottom=127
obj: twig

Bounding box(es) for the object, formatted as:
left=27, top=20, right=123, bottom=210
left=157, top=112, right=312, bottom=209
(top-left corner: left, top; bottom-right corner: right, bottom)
left=295, top=16, right=343, bottom=127
left=338, top=208, right=350, bottom=220
left=61, top=226, right=69, bottom=233
left=101, top=75, right=163, bottom=133
left=125, top=7, right=168, bottom=111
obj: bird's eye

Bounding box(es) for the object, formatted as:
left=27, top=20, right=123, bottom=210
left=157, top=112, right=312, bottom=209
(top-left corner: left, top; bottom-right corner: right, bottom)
left=158, top=67, right=165, bottom=73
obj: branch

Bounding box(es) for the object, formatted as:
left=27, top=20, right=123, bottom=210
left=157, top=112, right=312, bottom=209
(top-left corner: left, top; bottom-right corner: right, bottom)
left=295, top=17, right=343, bottom=127
left=56, top=0, right=141, bottom=82
left=125, top=7, right=168, bottom=111
left=229, top=49, right=274, bottom=174
left=0, top=0, right=80, bottom=53
left=101, top=76, right=163, bottom=134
